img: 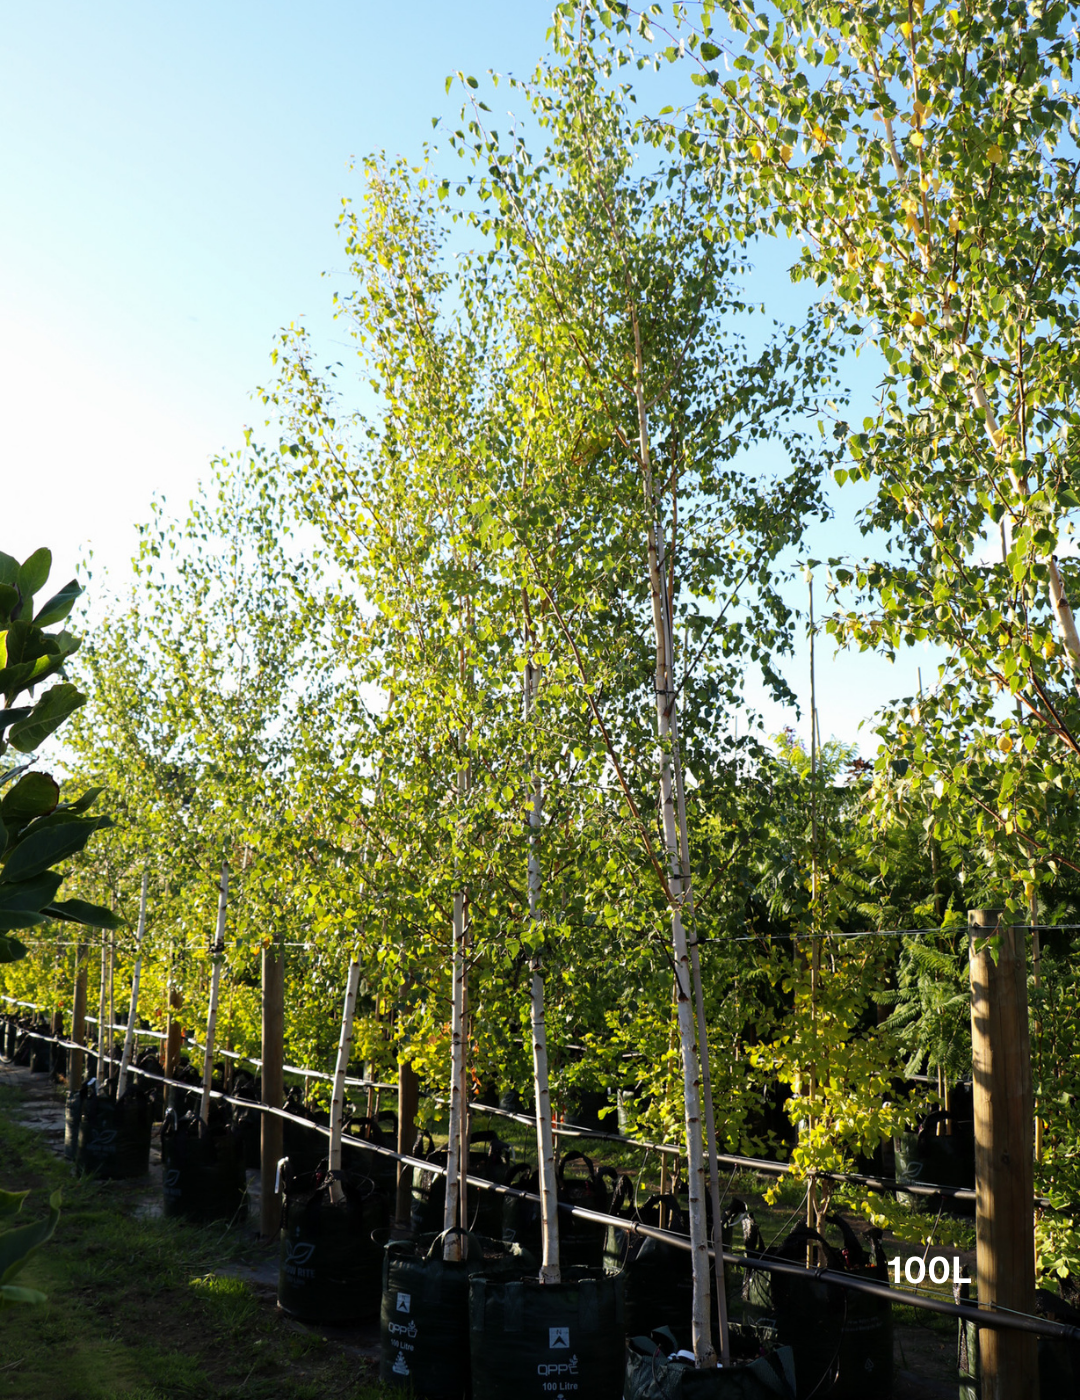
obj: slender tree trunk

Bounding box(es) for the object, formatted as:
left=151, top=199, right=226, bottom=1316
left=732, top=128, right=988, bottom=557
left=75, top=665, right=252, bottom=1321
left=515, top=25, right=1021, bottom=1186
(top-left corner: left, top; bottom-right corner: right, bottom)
left=106, top=931, right=115, bottom=1087
left=633, top=312, right=715, bottom=1368
left=443, top=891, right=466, bottom=1258
left=199, top=862, right=229, bottom=1128
left=70, top=944, right=87, bottom=1088
left=96, top=932, right=107, bottom=1082
left=328, top=958, right=362, bottom=1205
left=526, top=657, right=560, bottom=1283
left=117, top=869, right=148, bottom=1098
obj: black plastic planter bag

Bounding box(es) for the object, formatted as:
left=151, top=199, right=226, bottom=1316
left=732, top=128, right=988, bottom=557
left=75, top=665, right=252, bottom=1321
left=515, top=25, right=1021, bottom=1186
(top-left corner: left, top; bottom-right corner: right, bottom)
left=501, top=1152, right=613, bottom=1271
left=957, top=1286, right=1080, bottom=1398
left=134, top=1052, right=166, bottom=1121
left=281, top=1093, right=330, bottom=1174
left=380, top=1228, right=533, bottom=1396
left=343, top=1113, right=399, bottom=1195
left=624, top=1327, right=796, bottom=1400
left=411, top=1130, right=511, bottom=1239
left=623, top=1194, right=696, bottom=1340
left=231, top=1074, right=262, bottom=1170
left=469, top=1268, right=626, bottom=1400
left=165, top=1060, right=202, bottom=1118
left=75, top=1084, right=152, bottom=1179
left=894, top=1110, right=975, bottom=1211
left=278, top=1164, right=389, bottom=1324
left=161, top=1110, right=247, bottom=1223
left=742, top=1220, right=893, bottom=1400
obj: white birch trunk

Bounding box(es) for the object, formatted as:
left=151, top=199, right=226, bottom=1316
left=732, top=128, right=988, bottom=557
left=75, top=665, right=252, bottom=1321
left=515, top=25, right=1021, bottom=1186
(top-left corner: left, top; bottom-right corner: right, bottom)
left=443, top=889, right=466, bottom=1260
left=116, top=869, right=148, bottom=1099
left=328, top=957, right=362, bottom=1205
left=106, top=932, right=116, bottom=1086
left=199, top=861, right=228, bottom=1128
left=95, top=932, right=107, bottom=1084
left=459, top=903, right=470, bottom=1235
left=526, top=659, right=560, bottom=1283
left=634, top=313, right=716, bottom=1368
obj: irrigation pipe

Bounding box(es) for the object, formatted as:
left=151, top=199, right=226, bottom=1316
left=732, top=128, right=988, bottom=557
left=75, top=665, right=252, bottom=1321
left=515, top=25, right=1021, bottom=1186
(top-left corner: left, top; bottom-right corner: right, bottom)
left=0, top=998, right=1056, bottom=1209
left=1, top=1034, right=1077, bottom=1347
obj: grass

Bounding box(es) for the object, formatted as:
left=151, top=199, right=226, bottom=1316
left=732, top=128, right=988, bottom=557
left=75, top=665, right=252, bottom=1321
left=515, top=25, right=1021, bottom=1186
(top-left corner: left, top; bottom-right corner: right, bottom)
left=0, top=1082, right=392, bottom=1400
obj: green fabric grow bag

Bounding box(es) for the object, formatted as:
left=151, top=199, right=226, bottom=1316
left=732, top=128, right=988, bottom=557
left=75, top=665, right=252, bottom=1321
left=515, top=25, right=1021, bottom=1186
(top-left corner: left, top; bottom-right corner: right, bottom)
left=410, top=1129, right=511, bottom=1240
left=469, top=1269, right=626, bottom=1400
left=278, top=1164, right=389, bottom=1324
left=501, top=1152, right=615, bottom=1271
left=380, top=1228, right=532, bottom=1396
left=624, top=1327, right=796, bottom=1399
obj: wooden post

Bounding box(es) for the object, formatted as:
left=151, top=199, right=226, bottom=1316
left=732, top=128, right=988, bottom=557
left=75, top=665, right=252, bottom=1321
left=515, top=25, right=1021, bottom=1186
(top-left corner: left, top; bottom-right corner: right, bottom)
left=968, top=908, right=1038, bottom=1400
left=395, top=1059, right=420, bottom=1232
left=165, top=985, right=183, bottom=1079
left=70, top=946, right=87, bottom=1087
left=327, top=958, right=362, bottom=1205
left=260, top=938, right=285, bottom=1240
left=199, top=861, right=228, bottom=1127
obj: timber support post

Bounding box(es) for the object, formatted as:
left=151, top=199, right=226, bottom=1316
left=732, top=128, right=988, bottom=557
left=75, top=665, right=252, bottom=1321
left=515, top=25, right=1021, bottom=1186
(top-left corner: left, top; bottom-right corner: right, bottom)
left=260, top=937, right=285, bottom=1240
left=165, top=986, right=183, bottom=1080
left=968, top=908, right=1038, bottom=1400
left=395, top=1059, right=419, bottom=1233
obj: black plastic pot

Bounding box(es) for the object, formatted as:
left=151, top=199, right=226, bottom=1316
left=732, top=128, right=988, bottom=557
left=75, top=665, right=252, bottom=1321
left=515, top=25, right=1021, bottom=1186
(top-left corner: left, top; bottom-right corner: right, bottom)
left=161, top=1110, right=247, bottom=1223
left=501, top=1151, right=615, bottom=1271
left=894, top=1110, right=975, bottom=1212
left=342, top=1112, right=398, bottom=1195
left=742, top=1219, right=893, bottom=1400
left=625, top=1326, right=796, bottom=1399
left=380, top=1228, right=532, bottom=1396
left=958, top=1285, right=1080, bottom=1398
left=410, top=1129, right=511, bottom=1239
left=75, top=1084, right=152, bottom=1179
left=165, top=1059, right=202, bottom=1118
left=280, top=1093, right=330, bottom=1175
left=563, top=1090, right=612, bottom=1133
left=469, top=1269, right=626, bottom=1400
left=278, top=1163, right=389, bottom=1323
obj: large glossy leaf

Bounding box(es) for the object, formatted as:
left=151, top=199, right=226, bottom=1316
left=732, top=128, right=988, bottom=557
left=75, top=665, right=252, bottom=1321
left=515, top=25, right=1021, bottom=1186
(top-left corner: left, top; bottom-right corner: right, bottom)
left=0, top=772, right=59, bottom=824
left=0, top=817, right=101, bottom=881
left=0, top=872, right=63, bottom=914
left=16, top=549, right=51, bottom=602
left=0, top=1190, right=28, bottom=1218
left=0, top=584, right=17, bottom=625
left=42, top=898, right=122, bottom=930
left=0, top=934, right=29, bottom=961
left=6, top=684, right=86, bottom=753
left=0, top=554, right=19, bottom=589
left=0, top=1189, right=61, bottom=1284
left=32, top=579, right=81, bottom=628
left=0, top=1284, right=48, bottom=1306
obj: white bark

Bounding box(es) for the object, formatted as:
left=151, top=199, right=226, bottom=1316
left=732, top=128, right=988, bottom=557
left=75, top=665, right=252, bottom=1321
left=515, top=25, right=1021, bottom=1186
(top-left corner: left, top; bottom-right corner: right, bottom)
left=526, top=659, right=560, bottom=1283
left=443, top=889, right=466, bottom=1259
left=95, top=932, right=107, bottom=1084
left=634, top=313, right=716, bottom=1368
left=328, top=957, right=362, bottom=1205
left=116, top=869, right=148, bottom=1099
left=199, top=861, right=228, bottom=1128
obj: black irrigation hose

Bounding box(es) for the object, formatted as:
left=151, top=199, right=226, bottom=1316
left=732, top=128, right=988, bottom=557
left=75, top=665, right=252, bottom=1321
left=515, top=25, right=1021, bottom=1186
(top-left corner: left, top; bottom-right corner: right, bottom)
left=1, top=1008, right=1058, bottom=1209
left=4, top=1025, right=1079, bottom=1346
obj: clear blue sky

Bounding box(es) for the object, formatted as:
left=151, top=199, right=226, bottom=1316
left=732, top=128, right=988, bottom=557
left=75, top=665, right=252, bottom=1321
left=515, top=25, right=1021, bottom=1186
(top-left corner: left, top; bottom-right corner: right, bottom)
left=1, top=0, right=939, bottom=753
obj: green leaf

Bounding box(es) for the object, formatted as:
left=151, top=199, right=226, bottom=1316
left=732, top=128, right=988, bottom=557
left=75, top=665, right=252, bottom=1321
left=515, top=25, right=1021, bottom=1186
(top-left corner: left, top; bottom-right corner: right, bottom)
left=6, top=683, right=86, bottom=752
left=0, top=1190, right=28, bottom=1218
left=0, top=872, right=63, bottom=913
left=0, top=554, right=19, bottom=589
left=0, top=933, right=29, bottom=961
left=0, top=1188, right=61, bottom=1285
left=0, top=772, right=60, bottom=824
left=32, top=579, right=81, bottom=628
left=0, top=817, right=102, bottom=882
left=16, top=549, right=51, bottom=602
left=41, top=898, right=122, bottom=929
left=0, top=1284, right=48, bottom=1305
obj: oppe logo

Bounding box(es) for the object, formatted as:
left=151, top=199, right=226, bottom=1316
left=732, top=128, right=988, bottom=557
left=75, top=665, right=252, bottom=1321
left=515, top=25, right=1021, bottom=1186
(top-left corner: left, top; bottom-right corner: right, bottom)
left=396, top=1293, right=412, bottom=1314
left=549, top=1327, right=569, bottom=1349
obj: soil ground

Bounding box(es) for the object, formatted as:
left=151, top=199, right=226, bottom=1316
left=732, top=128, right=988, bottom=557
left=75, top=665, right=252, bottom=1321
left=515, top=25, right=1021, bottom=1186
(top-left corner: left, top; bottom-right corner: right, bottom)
left=0, top=1059, right=967, bottom=1399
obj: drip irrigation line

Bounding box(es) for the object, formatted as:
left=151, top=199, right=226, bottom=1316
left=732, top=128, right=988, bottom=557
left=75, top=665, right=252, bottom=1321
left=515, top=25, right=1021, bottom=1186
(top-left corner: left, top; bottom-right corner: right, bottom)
left=1, top=1001, right=1060, bottom=1209
left=1, top=1041, right=1076, bottom=1346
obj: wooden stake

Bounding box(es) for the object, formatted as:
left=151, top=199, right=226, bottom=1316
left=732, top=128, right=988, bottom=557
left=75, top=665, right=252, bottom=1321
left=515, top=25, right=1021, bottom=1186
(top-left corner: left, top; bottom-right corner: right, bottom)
left=395, top=1059, right=420, bottom=1231
left=165, top=981, right=183, bottom=1079
left=327, top=958, right=362, bottom=1206
left=70, top=945, right=87, bottom=1087
left=260, top=937, right=285, bottom=1239
left=95, top=931, right=108, bottom=1082
left=199, top=861, right=228, bottom=1128
left=106, top=930, right=116, bottom=1086
left=1031, top=887, right=1043, bottom=1164
left=968, top=908, right=1037, bottom=1400
left=117, top=870, right=148, bottom=1098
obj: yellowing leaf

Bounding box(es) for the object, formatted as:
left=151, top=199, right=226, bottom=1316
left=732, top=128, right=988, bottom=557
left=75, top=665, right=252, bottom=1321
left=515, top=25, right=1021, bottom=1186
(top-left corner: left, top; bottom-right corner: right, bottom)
left=987, top=143, right=1004, bottom=164
left=909, top=309, right=927, bottom=327
left=998, top=734, right=1014, bottom=754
